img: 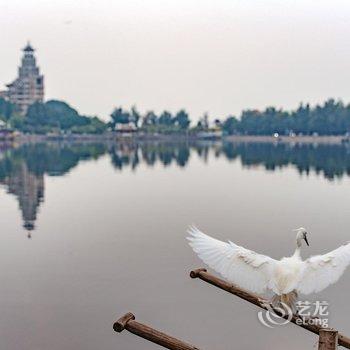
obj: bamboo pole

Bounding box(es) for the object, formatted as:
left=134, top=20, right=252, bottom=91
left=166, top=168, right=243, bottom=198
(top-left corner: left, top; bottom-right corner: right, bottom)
left=113, top=312, right=201, bottom=350
left=190, top=268, right=350, bottom=349
left=319, top=329, right=338, bottom=350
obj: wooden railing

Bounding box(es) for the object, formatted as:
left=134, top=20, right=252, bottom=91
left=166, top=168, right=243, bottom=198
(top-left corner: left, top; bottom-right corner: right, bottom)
left=113, top=267, right=350, bottom=350
left=113, top=312, right=201, bottom=350
left=190, top=268, right=350, bottom=350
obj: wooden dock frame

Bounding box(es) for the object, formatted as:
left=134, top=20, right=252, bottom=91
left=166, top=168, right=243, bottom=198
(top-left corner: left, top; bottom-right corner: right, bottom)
left=113, top=267, right=350, bottom=350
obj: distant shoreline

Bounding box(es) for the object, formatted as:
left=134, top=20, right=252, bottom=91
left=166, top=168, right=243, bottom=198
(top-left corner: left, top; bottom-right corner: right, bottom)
left=1, top=133, right=349, bottom=145
left=224, top=135, right=348, bottom=144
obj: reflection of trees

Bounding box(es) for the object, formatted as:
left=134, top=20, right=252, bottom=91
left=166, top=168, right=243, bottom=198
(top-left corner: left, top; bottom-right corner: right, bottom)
left=110, top=142, right=191, bottom=170
left=1, top=140, right=350, bottom=236
left=0, top=143, right=106, bottom=235
left=15, top=143, right=107, bottom=176
left=109, top=141, right=350, bottom=180
left=219, top=142, right=350, bottom=180
left=110, top=142, right=139, bottom=170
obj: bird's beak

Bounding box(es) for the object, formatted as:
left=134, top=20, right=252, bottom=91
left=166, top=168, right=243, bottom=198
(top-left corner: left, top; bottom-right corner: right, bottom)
left=304, top=236, right=309, bottom=246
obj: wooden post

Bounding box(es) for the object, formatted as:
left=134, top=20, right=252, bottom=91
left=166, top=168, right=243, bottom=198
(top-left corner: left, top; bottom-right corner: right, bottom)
left=319, top=329, right=338, bottom=350
left=113, top=312, right=135, bottom=332
left=190, top=268, right=350, bottom=349
left=114, top=312, right=201, bottom=350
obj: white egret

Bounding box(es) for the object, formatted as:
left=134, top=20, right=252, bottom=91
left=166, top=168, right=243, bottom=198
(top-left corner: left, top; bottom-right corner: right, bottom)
left=187, top=226, right=350, bottom=309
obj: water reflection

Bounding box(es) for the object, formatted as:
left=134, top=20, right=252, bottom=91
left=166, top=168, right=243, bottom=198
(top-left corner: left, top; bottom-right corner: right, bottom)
left=219, top=142, right=350, bottom=179
left=111, top=141, right=350, bottom=180
left=1, top=161, right=44, bottom=235
left=110, top=142, right=191, bottom=169
left=1, top=140, right=350, bottom=234
left=0, top=143, right=106, bottom=236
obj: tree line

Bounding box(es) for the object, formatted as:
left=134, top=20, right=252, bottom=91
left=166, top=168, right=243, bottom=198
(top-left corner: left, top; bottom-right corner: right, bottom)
left=109, top=107, right=190, bottom=133
left=2, top=97, right=350, bottom=135
left=0, top=98, right=107, bottom=134
left=108, top=141, right=350, bottom=180
left=109, top=99, right=350, bottom=136
left=222, top=99, right=350, bottom=136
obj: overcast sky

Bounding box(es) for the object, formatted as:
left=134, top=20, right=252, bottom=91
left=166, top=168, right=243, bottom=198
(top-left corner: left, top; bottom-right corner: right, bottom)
left=1, top=0, right=350, bottom=121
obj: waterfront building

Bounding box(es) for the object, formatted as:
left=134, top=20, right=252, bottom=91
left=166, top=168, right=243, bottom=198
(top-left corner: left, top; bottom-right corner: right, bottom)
left=0, top=42, right=44, bottom=115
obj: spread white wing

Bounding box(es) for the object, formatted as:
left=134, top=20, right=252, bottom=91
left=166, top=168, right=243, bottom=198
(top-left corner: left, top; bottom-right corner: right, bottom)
left=297, top=242, right=350, bottom=295
left=187, top=227, right=278, bottom=294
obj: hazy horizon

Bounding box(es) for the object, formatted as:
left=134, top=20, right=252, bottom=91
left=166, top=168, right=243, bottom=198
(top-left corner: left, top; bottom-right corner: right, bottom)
left=1, top=0, right=350, bottom=121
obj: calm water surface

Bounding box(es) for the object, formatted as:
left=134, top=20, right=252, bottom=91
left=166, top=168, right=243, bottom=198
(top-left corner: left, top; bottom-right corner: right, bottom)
left=1, top=141, right=350, bottom=350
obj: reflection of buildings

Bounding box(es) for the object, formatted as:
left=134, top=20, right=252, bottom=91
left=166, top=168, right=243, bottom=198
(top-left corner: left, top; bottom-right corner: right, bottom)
left=110, top=142, right=139, bottom=170
left=0, top=142, right=107, bottom=237
left=1, top=163, right=44, bottom=235
left=3, top=143, right=145, bottom=234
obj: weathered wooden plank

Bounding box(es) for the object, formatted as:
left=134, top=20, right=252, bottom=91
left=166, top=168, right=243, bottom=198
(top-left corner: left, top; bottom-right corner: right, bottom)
left=319, top=329, right=338, bottom=350
left=190, top=268, right=350, bottom=349
left=114, top=313, right=201, bottom=350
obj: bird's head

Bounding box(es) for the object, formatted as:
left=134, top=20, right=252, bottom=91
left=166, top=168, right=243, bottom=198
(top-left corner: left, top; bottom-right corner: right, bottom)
left=293, top=227, right=309, bottom=247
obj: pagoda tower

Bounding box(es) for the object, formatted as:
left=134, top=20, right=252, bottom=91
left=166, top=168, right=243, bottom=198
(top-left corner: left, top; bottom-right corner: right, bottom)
left=1, top=42, right=44, bottom=115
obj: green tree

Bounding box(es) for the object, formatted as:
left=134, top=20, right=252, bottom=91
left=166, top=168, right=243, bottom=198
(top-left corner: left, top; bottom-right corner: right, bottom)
left=158, top=111, right=174, bottom=126
left=20, top=100, right=106, bottom=134
left=0, top=98, right=17, bottom=125
left=196, top=113, right=209, bottom=130
left=222, top=116, right=239, bottom=135
left=174, top=110, right=190, bottom=130
left=130, top=106, right=140, bottom=128
left=142, top=111, right=158, bottom=126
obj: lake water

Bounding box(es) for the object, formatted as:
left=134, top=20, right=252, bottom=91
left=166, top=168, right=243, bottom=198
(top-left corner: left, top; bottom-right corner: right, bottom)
left=1, top=140, right=350, bottom=350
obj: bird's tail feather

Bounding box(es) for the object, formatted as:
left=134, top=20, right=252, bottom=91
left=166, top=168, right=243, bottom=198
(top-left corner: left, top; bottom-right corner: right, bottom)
left=271, top=291, right=298, bottom=313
